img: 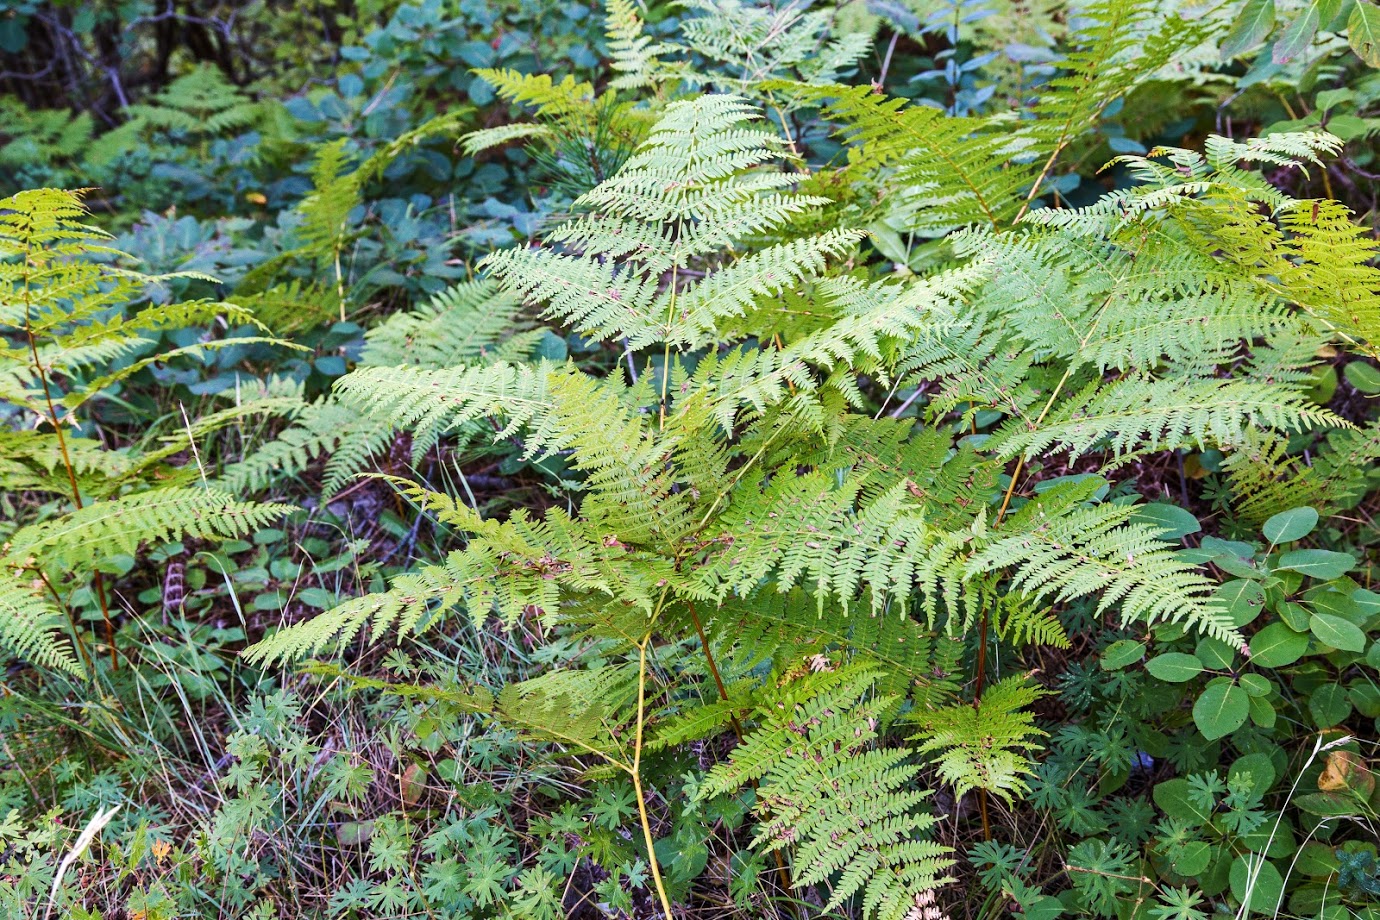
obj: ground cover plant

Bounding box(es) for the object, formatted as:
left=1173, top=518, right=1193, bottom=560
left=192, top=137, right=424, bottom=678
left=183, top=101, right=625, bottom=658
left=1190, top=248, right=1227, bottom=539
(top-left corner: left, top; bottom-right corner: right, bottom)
left=2, top=0, right=1380, bottom=918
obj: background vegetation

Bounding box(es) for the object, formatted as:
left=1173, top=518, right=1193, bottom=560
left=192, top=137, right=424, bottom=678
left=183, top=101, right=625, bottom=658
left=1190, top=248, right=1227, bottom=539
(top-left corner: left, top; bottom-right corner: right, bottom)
left=2, top=0, right=1380, bottom=918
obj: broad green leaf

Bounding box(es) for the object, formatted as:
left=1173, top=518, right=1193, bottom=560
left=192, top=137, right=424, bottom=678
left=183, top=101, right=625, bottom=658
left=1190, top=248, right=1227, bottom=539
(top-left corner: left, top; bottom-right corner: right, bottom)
left=1248, top=693, right=1277, bottom=728
left=1224, top=0, right=1277, bottom=57
left=1024, top=896, right=1065, bottom=920
left=1310, top=612, right=1367, bottom=652
left=1278, top=601, right=1312, bottom=631
left=1352, top=682, right=1380, bottom=717
left=1194, top=680, right=1250, bottom=740
left=1146, top=652, right=1206, bottom=682
left=1309, top=684, right=1353, bottom=727
left=1295, top=792, right=1364, bottom=816
left=1196, top=636, right=1237, bottom=670
left=1230, top=854, right=1285, bottom=915
left=1350, top=1, right=1380, bottom=67
left=1216, top=579, right=1266, bottom=628
left=1231, top=752, right=1278, bottom=791
left=1101, top=639, right=1145, bottom=670
left=1278, top=549, right=1355, bottom=580
left=1154, top=778, right=1212, bottom=823
left=1262, top=506, right=1319, bottom=544
left=1248, top=622, right=1309, bottom=666
left=1274, top=3, right=1321, bottom=63
left=1172, top=840, right=1212, bottom=875
left=1239, top=673, right=1272, bottom=697
left=1132, top=503, right=1201, bottom=540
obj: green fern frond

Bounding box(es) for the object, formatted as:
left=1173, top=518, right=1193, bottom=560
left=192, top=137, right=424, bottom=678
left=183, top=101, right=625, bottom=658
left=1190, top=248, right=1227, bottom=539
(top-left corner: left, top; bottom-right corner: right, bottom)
left=606, top=0, right=674, bottom=91
left=332, top=361, right=554, bottom=461
left=991, top=375, right=1345, bottom=463
left=968, top=480, right=1241, bottom=646
left=6, top=488, right=293, bottom=572
left=909, top=676, right=1047, bottom=803
left=495, top=664, right=639, bottom=759
left=360, top=279, right=532, bottom=368
left=482, top=93, right=853, bottom=350
left=785, top=81, right=1034, bottom=232
left=0, top=577, right=82, bottom=675
left=122, top=66, right=263, bottom=136
left=700, top=666, right=953, bottom=919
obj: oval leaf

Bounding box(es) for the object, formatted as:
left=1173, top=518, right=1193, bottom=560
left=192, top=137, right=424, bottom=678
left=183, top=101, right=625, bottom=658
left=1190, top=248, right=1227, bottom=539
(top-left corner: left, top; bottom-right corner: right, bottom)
left=1224, top=0, right=1277, bottom=57
left=1310, top=612, right=1366, bottom=652
left=1274, top=3, right=1321, bottom=63
left=1351, top=1, right=1380, bottom=67
left=1132, top=503, right=1201, bottom=540
left=1278, top=549, right=1355, bottom=580
left=1101, top=639, right=1146, bottom=671
left=1344, top=358, right=1380, bottom=392
left=1248, top=622, right=1309, bottom=667
left=1194, top=681, right=1250, bottom=740
left=1146, top=652, right=1206, bottom=683
left=1262, top=506, right=1319, bottom=544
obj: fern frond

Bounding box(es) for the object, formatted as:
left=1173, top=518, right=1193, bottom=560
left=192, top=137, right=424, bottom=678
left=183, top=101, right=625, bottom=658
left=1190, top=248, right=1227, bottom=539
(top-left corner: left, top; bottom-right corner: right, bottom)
left=967, top=480, right=1241, bottom=646
left=482, top=94, right=854, bottom=350
left=360, top=279, right=532, bottom=368
left=0, top=577, right=82, bottom=675
left=6, top=488, right=293, bottom=571
left=606, top=0, right=674, bottom=91
left=700, top=667, right=953, bottom=919
left=495, top=664, right=639, bottom=760
left=332, top=361, right=553, bottom=461
left=786, top=82, right=1034, bottom=232
left=910, top=677, right=1046, bottom=803
left=1277, top=198, right=1380, bottom=349
left=991, top=375, right=1345, bottom=463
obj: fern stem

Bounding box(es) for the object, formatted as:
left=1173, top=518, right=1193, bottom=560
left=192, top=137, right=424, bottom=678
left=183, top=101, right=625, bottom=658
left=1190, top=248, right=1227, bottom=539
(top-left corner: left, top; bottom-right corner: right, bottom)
left=685, top=600, right=742, bottom=738
left=21, top=254, right=118, bottom=671
left=659, top=263, right=679, bottom=429
left=631, top=639, right=675, bottom=920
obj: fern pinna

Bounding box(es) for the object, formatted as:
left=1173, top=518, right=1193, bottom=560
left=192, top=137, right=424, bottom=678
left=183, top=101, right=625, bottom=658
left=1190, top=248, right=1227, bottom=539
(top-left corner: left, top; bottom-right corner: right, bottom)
left=0, top=189, right=291, bottom=674
left=245, top=20, right=1380, bottom=914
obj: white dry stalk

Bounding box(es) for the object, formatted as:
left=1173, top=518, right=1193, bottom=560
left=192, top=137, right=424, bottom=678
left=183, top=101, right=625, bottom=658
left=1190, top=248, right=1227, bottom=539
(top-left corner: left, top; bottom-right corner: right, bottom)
left=1234, top=733, right=1353, bottom=920
left=42, top=804, right=121, bottom=920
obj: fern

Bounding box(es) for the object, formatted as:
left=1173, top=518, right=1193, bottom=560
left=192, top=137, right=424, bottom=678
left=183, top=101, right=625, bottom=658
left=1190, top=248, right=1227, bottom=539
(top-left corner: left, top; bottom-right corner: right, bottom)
left=244, top=87, right=1380, bottom=917
left=0, top=579, right=81, bottom=676
left=910, top=677, right=1047, bottom=803
left=482, top=93, right=860, bottom=350
left=226, top=280, right=539, bottom=497
left=0, top=188, right=292, bottom=673
left=700, top=667, right=954, bottom=920
left=5, top=489, right=291, bottom=571
left=121, top=66, right=264, bottom=136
